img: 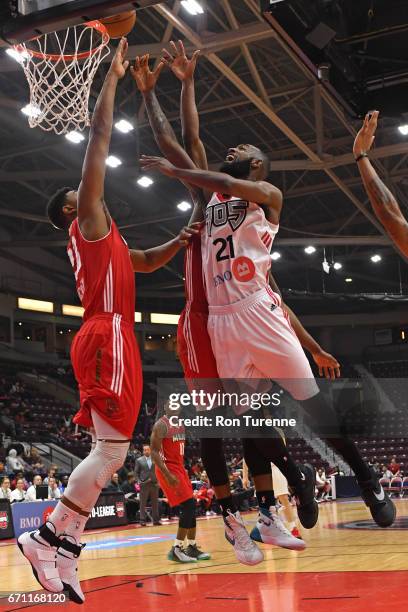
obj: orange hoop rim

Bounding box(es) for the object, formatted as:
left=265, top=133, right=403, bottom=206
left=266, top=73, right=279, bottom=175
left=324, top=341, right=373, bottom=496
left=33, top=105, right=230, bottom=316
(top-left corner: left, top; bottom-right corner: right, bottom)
left=14, top=20, right=110, bottom=62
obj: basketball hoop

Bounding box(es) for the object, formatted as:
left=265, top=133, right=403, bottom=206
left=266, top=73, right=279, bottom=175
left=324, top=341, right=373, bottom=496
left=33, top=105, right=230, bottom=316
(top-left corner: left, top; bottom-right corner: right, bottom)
left=14, top=21, right=110, bottom=135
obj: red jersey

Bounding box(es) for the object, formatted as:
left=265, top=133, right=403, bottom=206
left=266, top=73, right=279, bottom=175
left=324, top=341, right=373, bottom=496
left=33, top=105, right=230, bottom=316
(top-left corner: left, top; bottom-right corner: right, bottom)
left=67, top=218, right=135, bottom=324
left=158, top=415, right=186, bottom=468
left=183, top=233, right=207, bottom=310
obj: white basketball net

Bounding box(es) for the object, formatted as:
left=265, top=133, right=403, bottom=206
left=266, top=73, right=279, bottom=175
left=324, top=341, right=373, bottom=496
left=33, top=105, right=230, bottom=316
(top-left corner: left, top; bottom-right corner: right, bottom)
left=14, top=21, right=110, bottom=135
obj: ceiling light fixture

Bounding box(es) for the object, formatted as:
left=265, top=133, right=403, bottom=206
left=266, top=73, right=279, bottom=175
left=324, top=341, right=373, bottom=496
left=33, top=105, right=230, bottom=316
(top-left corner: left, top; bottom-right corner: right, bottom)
left=304, top=246, right=316, bottom=254
left=177, top=201, right=192, bottom=212
left=106, top=155, right=122, bottom=168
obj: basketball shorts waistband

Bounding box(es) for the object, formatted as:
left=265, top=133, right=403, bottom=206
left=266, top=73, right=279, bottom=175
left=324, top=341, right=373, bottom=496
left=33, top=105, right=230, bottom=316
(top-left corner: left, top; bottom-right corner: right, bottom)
left=208, top=286, right=281, bottom=315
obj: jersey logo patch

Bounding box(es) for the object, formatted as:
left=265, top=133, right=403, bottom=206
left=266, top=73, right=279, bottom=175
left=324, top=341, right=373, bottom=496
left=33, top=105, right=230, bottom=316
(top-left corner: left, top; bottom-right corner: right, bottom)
left=206, top=200, right=248, bottom=237
left=232, top=256, right=255, bottom=282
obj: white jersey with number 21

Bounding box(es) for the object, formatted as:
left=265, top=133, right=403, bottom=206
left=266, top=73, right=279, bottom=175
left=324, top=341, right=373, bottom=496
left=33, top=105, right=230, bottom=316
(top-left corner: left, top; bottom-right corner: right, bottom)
left=201, top=192, right=279, bottom=306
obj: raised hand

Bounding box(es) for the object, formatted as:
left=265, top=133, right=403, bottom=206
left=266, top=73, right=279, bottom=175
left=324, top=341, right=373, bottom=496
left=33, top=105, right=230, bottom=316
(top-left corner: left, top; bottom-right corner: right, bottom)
left=109, top=37, right=129, bottom=79
left=353, top=110, right=379, bottom=158
left=161, top=40, right=200, bottom=81
left=312, top=350, right=341, bottom=380
left=130, top=53, right=165, bottom=93
left=140, top=155, right=177, bottom=176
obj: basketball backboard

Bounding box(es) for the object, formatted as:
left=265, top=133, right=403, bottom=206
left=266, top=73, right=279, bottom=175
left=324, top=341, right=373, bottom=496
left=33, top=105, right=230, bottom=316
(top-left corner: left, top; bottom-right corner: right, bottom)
left=0, top=0, right=163, bottom=46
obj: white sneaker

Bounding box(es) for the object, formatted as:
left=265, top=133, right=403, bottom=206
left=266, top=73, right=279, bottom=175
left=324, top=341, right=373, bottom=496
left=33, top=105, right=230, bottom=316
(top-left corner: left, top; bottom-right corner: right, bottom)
left=17, top=524, right=63, bottom=593
left=250, top=510, right=306, bottom=551
left=224, top=510, right=264, bottom=566
left=168, top=545, right=198, bottom=563
left=57, top=535, right=85, bottom=604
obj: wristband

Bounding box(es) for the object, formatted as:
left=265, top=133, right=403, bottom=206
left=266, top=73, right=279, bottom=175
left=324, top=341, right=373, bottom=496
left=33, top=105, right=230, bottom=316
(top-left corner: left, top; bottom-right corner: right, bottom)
left=355, top=152, right=368, bottom=163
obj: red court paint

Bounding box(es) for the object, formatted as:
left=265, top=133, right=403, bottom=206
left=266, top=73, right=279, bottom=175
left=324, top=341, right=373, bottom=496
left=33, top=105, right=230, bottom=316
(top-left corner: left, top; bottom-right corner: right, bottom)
left=2, top=571, right=408, bottom=611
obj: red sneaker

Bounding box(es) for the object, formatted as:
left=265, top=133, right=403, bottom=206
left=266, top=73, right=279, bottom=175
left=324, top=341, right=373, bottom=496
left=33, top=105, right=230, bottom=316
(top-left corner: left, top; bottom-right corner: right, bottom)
left=291, top=526, right=302, bottom=540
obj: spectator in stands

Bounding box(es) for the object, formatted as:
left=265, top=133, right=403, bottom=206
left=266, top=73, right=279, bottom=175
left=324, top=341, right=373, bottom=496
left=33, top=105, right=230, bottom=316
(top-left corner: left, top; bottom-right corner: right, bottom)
left=25, top=474, right=43, bottom=501
left=388, top=456, right=401, bottom=475
left=10, top=478, right=26, bottom=503
left=25, top=448, right=45, bottom=474
left=381, top=464, right=394, bottom=479
left=0, top=408, right=16, bottom=438
left=315, top=468, right=331, bottom=501
left=59, top=475, right=69, bottom=493
left=106, top=473, right=123, bottom=493
left=0, top=476, right=11, bottom=500
left=10, top=471, right=29, bottom=490
left=48, top=476, right=62, bottom=500
left=0, top=461, right=6, bottom=478
left=6, top=449, right=26, bottom=473
left=43, top=467, right=58, bottom=485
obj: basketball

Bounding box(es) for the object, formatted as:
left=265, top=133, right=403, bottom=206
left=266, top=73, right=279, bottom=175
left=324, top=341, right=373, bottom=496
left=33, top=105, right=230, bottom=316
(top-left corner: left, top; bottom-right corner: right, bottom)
left=99, top=11, right=137, bottom=39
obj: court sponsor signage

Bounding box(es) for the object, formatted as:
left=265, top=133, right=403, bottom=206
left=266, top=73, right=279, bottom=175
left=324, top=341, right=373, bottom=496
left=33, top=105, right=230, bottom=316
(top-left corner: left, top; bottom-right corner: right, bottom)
left=85, top=492, right=127, bottom=530
left=0, top=500, right=14, bottom=539
left=11, top=500, right=58, bottom=538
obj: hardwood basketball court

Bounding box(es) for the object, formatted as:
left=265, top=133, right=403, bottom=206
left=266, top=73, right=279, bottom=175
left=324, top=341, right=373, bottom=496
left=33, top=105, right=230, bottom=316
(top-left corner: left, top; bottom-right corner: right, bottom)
left=1, top=499, right=407, bottom=611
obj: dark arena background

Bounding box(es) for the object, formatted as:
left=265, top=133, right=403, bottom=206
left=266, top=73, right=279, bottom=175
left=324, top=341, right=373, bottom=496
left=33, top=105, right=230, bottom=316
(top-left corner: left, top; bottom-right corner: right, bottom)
left=0, top=1, right=408, bottom=611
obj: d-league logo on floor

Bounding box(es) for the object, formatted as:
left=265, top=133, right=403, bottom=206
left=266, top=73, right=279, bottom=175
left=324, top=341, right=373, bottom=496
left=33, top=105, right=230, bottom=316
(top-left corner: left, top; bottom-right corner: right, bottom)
left=331, top=517, right=408, bottom=530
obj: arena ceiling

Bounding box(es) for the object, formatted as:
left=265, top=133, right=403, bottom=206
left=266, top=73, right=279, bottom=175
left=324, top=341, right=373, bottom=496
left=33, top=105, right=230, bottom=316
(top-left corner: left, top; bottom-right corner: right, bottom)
left=0, top=0, right=408, bottom=315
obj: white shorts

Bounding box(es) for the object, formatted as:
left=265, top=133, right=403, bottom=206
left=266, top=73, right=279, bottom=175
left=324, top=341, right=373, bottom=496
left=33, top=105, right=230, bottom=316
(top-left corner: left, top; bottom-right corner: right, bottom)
left=207, top=287, right=319, bottom=401
left=271, top=463, right=289, bottom=498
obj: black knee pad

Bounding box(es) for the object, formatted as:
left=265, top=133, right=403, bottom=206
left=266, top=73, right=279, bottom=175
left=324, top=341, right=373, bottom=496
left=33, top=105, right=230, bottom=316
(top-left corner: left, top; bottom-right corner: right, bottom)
left=200, top=438, right=229, bottom=486
left=179, top=497, right=196, bottom=529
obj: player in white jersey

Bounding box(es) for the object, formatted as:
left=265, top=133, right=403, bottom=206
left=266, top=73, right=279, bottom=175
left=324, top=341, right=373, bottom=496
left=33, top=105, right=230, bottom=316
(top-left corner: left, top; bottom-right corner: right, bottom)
left=140, top=142, right=396, bottom=529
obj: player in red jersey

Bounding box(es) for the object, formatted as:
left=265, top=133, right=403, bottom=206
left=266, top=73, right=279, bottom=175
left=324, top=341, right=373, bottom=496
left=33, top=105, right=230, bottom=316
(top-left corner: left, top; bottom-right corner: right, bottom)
left=151, top=405, right=211, bottom=563
left=17, top=40, right=201, bottom=604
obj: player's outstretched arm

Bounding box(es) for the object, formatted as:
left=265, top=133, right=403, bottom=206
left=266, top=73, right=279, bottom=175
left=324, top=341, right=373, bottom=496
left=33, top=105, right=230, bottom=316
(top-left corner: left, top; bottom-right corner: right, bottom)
left=131, top=54, right=193, bottom=169
left=129, top=222, right=202, bottom=272
left=162, top=40, right=208, bottom=172
left=269, top=273, right=340, bottom=380
left=78, top=38, right=129, bottom=241
left=139, top=157, right=282, bottom=219
left=150, top=420, right=179, bottom=487
left=131, top=53, right=206, bottom=224
left=354, top=111, right=408, bottom=256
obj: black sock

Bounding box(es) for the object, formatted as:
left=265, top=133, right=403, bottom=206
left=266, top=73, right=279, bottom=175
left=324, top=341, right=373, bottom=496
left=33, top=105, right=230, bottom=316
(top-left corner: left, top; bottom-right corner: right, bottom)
left=256, top=490, right=276, bottom=515
left=218, top=496, right=237, bottom=517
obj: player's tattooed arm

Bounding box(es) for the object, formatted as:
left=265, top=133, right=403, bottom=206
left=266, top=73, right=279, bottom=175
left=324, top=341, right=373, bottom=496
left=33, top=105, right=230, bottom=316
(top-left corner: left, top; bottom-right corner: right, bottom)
left=129, top=222, right=202, bottom=272
left=78, top=38, right=129, bottom=241
left=162, top=40, right=208, bottom=172
left=269, top=273, right=340, bottom=380
left=140, top=157, right=283, bottom=222
left=354, top=111, right=408, bottom=256
left=132, top=54, right=191, bottom=168
left=131, top=54, right=206, bottom=221
left=150, top=420, right=179, bottom=487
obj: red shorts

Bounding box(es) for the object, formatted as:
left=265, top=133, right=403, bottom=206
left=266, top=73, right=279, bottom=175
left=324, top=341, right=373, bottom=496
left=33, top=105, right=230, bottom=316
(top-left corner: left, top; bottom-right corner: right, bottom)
left=156, top=465, right=193, bottom=507
left=177, top=304, right=219, bottom=381
left=71, top=314, right=143, bottom=439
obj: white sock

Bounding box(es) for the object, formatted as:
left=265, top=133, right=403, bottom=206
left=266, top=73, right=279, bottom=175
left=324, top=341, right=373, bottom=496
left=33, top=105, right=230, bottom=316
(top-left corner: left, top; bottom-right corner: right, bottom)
left=47, top=502, right=80, bottom=537
left=174, top=538, right=184, bottom=548
left=62, top=513, right=89, bottom=545
left=288, top=521, right=296, bottom=531
left=187, top=539, right=196, bottom=547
